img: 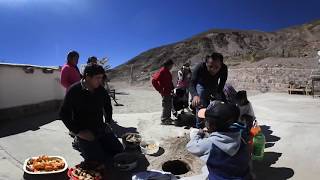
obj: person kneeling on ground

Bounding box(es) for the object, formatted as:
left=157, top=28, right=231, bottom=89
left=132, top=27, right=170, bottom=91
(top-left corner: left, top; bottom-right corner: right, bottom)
left=186, top=101, right=252, bottom=180
left=190, top=52, right=228, bottom=128
left=235, top=90, right=255, bottom=125
left=59, top=64, right=123, bottom=168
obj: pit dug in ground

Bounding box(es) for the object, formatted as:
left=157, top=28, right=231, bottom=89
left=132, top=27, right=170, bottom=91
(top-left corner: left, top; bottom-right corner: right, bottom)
left=162, top=160, right=190, bottom=175
left=147, top=134, right=205, bottom=178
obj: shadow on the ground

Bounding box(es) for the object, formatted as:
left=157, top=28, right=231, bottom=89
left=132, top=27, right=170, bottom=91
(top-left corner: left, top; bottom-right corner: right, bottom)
left=0, top=111, right=59, bottom=138
left=253, top=125, right=294, bottom=180
left=107, top=152, right=150, bottom=180
left=115, top=92, right=130, bottom=95
left=253, top=152, right=294, bottom=180
left=260, top=125, right=281, bottom=148
left=23, top=170, right=69, bottom=180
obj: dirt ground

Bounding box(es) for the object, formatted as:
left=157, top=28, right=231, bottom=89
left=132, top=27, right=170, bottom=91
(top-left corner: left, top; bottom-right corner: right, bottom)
left=147, top=135, right=205, bottom=178
left=109, top=81, right=206, bottom=177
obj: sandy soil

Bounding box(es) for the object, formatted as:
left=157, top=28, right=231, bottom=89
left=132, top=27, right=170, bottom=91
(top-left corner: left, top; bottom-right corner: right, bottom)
left=108, top=81, right=262, bottom=178
left=147, top=135, right=205, bottom=178
left=109, top=81, right=206, bottom=177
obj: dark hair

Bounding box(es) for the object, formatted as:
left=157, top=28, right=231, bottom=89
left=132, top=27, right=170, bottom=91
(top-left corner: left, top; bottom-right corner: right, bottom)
left=206, top=103, right=240, bottom=132
left=163, top=59, right=174, bottom=67
left=87, top=56, right=98, bottom=64
left=83, top=64, right=105, bottom=78
left=235, top=90, right=249, bottom=105
left=205, top=52, right=223, bottom=63
left=67, top=51, right=79, bottom=62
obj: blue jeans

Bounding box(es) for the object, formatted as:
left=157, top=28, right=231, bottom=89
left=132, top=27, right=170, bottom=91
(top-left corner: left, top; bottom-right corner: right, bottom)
left=195, top=84, right=212, bottom=128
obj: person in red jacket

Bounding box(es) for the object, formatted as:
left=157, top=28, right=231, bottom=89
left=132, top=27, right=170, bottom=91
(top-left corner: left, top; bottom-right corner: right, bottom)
left=60, top=51, right=82, bottom=91
left=152, top=59, right=174, bottom=125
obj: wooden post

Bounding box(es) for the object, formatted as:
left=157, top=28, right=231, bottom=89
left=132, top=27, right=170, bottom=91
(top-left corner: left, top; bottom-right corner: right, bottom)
left=130, top=64, right=134, bottom=85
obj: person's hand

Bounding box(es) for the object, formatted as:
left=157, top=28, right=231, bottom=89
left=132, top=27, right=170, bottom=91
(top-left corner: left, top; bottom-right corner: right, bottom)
left=197, top=129, right=205, bottom=138
left=192, top=96, right=201, bottom=107
left=197, top=129, right=204, bottom=134
left=104, top=124, right=113, bottom=133
left=77, top=130, right=95, bottom=141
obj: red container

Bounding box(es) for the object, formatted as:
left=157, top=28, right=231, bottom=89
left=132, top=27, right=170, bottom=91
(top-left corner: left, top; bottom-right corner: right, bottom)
left=67, top=165, right=103, bottom=180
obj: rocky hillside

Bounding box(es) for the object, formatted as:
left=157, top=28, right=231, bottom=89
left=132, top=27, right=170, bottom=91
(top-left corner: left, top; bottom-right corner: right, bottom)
left=108, top=20, right=320, bottom=84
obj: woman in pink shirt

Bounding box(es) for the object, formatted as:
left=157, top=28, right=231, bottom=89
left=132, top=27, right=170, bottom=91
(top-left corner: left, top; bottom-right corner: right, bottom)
left=60, top=51, right=82, bottom=90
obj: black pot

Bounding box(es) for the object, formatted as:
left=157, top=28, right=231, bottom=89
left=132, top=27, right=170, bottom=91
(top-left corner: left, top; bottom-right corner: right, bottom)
left=122, top=133, right=142, bottom=149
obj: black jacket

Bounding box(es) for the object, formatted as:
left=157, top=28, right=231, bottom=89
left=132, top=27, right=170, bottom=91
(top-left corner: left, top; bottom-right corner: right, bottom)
left=190, top=62, right=228, bottom=97
left=59, top=81, right=112, bottom=135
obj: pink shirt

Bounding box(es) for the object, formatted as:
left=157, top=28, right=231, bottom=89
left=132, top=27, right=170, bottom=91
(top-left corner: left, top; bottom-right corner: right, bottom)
left=60, top=63, right=81, bottom=90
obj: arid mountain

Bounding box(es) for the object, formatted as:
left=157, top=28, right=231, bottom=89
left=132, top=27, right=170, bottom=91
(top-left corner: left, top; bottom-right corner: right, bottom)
left=108, top=20, right=320, bottom=83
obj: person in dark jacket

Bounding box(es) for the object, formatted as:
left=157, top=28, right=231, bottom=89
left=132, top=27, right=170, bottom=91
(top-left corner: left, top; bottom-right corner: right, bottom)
left=151, top=59, right=174, bottom=125
left=190, top=52, right=228, bottom=128
left=87, top=56, right=98, bottom=65
left=59, top=64, right=123, bottom=167
left=186, top=101, right=251, bottom=180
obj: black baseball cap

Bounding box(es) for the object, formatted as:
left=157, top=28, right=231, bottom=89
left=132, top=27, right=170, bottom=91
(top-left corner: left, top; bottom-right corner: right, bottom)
left=198, top=101, right=240, bottom=131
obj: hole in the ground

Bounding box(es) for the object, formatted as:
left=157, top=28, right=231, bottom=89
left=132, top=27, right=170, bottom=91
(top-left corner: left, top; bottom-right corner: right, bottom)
left=162, top=160, right=190, bottom=175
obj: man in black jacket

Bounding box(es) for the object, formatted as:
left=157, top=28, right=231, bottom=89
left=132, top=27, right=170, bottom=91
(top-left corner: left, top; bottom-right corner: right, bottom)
left=190, top=52, right=228, bottom=128
left=60, top=64, right=123, bottom=166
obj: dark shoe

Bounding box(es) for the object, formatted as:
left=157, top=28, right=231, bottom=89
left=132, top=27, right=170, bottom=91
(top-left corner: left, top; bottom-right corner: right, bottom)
left=72, top=137, right=81, bottom=152
left=172, top=111, right=178, bottom=117
left=161, top=118, right=173, bottom=125
left=69, top=131, right=76, bottom=138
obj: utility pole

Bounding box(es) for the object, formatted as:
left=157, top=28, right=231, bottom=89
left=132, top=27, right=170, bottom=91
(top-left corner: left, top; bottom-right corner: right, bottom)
left=130, top=64, right=134, bottom=85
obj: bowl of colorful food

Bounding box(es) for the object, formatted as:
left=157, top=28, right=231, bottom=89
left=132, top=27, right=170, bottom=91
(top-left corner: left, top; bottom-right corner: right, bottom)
left=23, top=155, right=67, bottom=174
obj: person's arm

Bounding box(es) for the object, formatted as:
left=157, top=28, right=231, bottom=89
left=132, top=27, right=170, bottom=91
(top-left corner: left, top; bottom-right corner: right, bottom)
left=217, top=64, right=228, bottom=93
left=103, top=89, right=113, bottom=123
left=60, top=67, right=72, bottom=89
left=152, top=70, right=163, bottom=94
left=59, top=90, right=81, bottom=134
left=189, top=64, right=201, bottom=97
left=247, top=103, right=256, bottom=120
left=186, top=133, right=213, bottom=158
left=169, top=72, right=174, bottom=91
left=177, top=70, right=183, bottom=81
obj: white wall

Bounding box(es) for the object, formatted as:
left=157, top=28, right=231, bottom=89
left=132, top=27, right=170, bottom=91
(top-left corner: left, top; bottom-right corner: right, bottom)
left=0, top=64, right=65, bottom=109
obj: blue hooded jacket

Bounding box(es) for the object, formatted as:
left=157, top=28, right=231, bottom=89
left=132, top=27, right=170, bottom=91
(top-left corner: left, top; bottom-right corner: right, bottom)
left=186, top=128, right=251, bottom=180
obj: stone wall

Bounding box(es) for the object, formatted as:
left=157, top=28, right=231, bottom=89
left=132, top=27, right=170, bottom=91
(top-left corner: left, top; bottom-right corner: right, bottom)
left=227, top=67, right=317, bottom=92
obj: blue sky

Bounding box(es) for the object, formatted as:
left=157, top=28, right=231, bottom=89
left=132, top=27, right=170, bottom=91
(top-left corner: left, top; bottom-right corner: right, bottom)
left=0, top=0, right=319, bottom=68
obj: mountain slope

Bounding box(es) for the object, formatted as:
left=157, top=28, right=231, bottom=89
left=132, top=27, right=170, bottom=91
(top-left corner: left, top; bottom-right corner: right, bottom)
left=109, top=20, right=320, bottom=83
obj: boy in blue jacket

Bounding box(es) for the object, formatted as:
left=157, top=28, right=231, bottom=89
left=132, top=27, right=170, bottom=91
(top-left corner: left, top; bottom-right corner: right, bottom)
left=186, top=101, right=252, bottom=180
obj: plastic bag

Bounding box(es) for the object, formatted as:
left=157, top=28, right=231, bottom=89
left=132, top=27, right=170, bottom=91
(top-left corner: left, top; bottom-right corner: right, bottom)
left=132, top=170, right=177, bottom=180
